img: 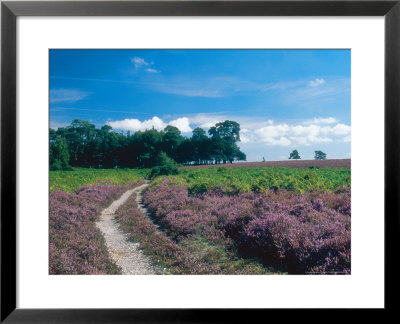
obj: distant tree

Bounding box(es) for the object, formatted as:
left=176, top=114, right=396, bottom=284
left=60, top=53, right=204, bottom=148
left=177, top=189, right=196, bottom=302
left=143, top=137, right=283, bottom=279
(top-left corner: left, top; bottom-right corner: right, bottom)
left=133, top=128, right=164, bottom=168
left=314, top=150, right=327, bottom=160
left=289, top=149, right=301, bottom=160
left=190, top=127, right=210, bottom=164
left=262, top=157, right=266, bottom=162
left=175, top=138, right=194, bottom=164
left=55, top=119, right=97, bottom=167
left=50, top=135, right=72, bottom=170
left=208, top=120, right=245, bottom=164
left=162, top=125, right=184, bottom=160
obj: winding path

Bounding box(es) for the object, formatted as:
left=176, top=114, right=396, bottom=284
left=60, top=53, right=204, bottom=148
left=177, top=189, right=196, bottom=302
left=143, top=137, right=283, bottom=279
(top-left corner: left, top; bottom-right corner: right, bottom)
left=95, top=181, right=156, bottom=275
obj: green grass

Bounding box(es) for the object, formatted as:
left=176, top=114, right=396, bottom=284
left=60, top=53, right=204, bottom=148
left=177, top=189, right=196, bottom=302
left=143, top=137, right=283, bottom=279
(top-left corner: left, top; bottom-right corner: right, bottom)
left=165, top=166, right=350, bottom=194
left=50, top=168, right=148, bottom=192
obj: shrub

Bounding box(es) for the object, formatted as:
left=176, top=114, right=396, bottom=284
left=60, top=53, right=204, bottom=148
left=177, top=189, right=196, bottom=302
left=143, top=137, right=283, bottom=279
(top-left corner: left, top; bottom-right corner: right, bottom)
left=149, top=152, right=179, bottom=178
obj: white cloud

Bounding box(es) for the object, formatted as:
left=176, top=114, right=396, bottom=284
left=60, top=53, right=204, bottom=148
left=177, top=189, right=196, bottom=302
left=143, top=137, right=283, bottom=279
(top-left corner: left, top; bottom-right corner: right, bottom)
left=169, top=117, right=192, bottom=133
left=145, top=68, right=160, bottom=73
left=308, top=117, right=338, bottom=124
left=309, top=78, right=326, bottom=87
left=131, top=57, right=161, bottom=73
left=107, top=116, right=192, bottom=133
left=189, top=114, right=227, bottom=128
left=107, top=114, right=350, bottom=146
left=253, top=121, right=349, bottom=146
left=108, top=116, right=165, bottom=132
left=131, top=57, right=150, bottom=69
left=321, top=123, right=351, bottom=136
left=50, top=89, right=90, bottom=103
left=240, top=134, right=251, bottom=143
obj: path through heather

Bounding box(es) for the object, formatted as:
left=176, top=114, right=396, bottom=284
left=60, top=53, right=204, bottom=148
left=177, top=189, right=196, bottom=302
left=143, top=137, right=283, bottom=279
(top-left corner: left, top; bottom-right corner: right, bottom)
left=96, top=181, right=156, bottom=275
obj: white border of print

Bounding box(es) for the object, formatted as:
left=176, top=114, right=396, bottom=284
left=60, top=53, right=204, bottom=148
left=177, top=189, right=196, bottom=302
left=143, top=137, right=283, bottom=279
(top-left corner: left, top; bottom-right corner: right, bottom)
left=17, top=17, right=384, bottom=308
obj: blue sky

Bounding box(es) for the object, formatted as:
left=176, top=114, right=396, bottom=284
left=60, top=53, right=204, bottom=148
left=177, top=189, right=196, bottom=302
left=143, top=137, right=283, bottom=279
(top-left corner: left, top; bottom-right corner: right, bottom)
left=50, top=49, right=351, bottom=161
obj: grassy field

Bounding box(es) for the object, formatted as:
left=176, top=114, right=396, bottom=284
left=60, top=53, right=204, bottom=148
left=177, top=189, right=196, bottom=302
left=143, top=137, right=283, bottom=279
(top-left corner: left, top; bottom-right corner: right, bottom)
left=49, top=164, right=351, bottom=275
left=180, top=158, right=351, bottom=169
left=50, top=168, right=148, bottom=192
left=155, top=166, right=351, bottom=195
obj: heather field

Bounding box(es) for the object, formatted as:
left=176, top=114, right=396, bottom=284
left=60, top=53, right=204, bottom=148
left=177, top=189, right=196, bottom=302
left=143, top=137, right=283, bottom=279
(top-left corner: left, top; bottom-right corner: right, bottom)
left=141, top=172, right=351, bottom=274
left=50, top=185, right=126, bottom=274
left=49, top=169, right=145, bottom=274
left=50, top=164, right=351, bottom=275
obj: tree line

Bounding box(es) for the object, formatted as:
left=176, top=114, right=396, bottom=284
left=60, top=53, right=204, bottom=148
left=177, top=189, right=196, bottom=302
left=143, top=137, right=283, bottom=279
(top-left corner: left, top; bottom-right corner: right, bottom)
left=50, top=119, right=246, bottom=170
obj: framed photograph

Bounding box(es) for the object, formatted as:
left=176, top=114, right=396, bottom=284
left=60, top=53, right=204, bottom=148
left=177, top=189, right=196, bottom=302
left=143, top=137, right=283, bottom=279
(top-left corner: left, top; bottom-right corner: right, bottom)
left=1, top=0, right=399, bottom=321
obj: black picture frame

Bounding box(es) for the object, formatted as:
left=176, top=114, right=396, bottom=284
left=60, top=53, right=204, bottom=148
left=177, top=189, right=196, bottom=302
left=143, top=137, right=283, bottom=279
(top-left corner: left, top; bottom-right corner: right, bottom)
left=1, top=0, right=399, bottom=322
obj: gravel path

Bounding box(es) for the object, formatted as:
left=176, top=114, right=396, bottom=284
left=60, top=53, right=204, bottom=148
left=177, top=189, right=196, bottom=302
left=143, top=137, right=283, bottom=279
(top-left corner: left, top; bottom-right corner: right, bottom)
left=96, top=182, right=156, bottom=275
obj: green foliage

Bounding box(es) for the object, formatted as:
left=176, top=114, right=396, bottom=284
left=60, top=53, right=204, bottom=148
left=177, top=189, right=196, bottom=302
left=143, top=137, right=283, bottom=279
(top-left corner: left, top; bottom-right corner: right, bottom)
left=50, top=135, right=72, bottom=171
left=208, top=120, right=246, bottom=164
left=49, top=168, right=147, bottom=192
left=289, top=149, right=301, bottom=160
left=174, top=167, right=351, bottom=194
left=50, top=119, right=246, bottom=169
left=149, top=152, right=180, bottom=178
left=314, top=150, right=327, bottom=160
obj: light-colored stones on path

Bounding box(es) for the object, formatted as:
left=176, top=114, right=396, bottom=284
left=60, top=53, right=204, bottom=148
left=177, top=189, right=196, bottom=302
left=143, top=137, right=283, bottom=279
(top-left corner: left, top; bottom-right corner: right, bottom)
left=96, top=182, right=156, bottom=275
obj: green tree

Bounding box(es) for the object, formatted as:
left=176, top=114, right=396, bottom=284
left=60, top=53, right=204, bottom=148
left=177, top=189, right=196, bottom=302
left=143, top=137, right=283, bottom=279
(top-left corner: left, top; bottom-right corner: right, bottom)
left=133, top=128, right=164, bottom=168
left=149, top=151, right=179, bottom=178
left=289, top=149, right=301, bottom=160
left=56, top=119, right=96, bottom=166
left=50, top=135, right=71, bottom=170
left=162, top=125, right=184, bottom=160
left=190, top=127, right=210, bottom=164
left=208, top=120, right=245, bottom=164
left=314, top=150, right=327, bottom=160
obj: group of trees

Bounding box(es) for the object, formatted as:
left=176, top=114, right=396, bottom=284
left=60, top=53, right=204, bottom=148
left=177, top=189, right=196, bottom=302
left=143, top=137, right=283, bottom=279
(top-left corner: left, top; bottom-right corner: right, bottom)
left=288, top=149, right=327, bottom=160
left=50, top=119, right=247, bottom=170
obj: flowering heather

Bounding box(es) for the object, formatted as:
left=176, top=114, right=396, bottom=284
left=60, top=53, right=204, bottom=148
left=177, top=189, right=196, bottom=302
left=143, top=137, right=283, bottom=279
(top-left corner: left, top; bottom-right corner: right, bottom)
left=114, top=192, right=273, bottom=274
left=143, top=179, right=351, bottom=274
left=49, top=183, right=142, bottom=274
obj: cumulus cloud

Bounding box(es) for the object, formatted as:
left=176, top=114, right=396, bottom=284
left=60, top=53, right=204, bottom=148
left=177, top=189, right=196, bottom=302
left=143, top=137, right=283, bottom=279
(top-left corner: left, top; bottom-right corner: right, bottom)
left=107, top=114, right=350, bottom=146
left=309, top=78, right=326, bottom=87
left=50, top=89, right=90, bottom=103
left=107, top=116, right=192, bottom=133
left=321, top=123, right=351, bottom=136
left=108, top=116, right=165, bottom=131
left=169, top=117, right=192, bottom=133
left=253, top=121, right=349, bottom=146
